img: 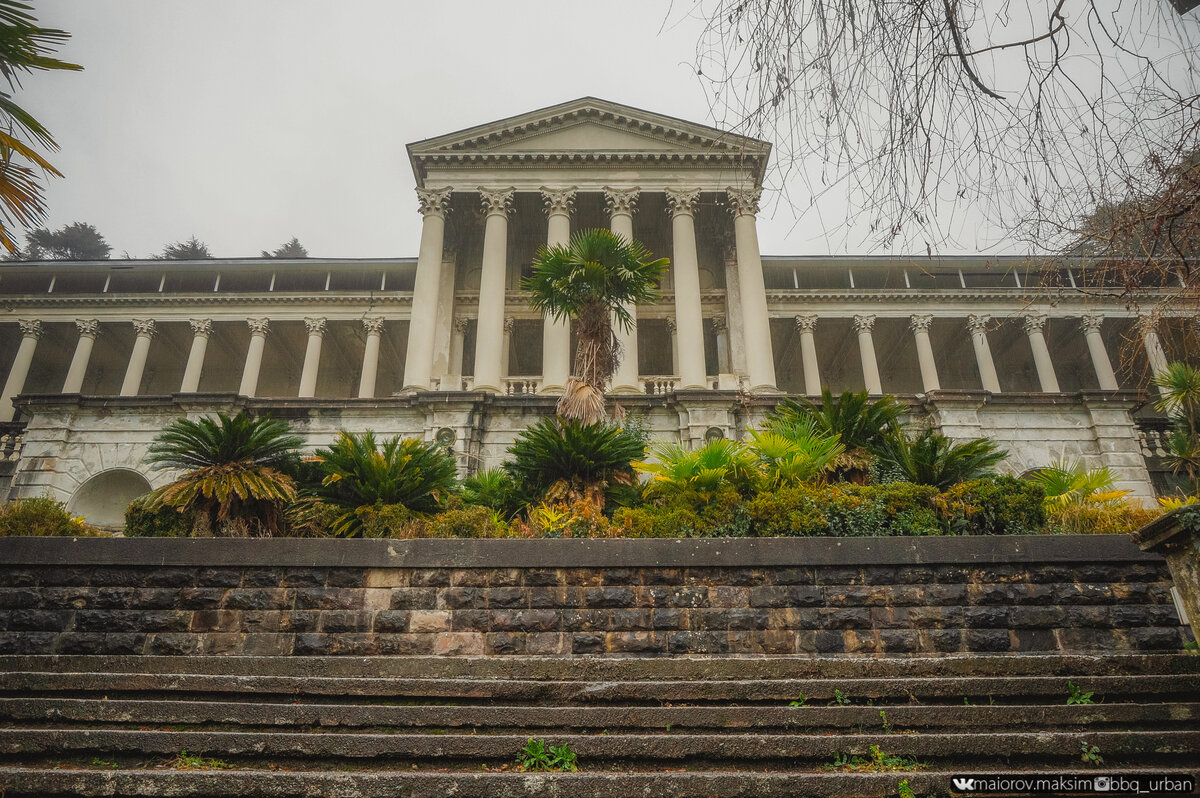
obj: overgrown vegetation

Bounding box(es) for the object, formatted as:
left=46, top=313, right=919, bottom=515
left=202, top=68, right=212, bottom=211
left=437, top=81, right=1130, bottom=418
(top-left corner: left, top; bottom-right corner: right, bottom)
left=0, top=496, right=103, bottom=537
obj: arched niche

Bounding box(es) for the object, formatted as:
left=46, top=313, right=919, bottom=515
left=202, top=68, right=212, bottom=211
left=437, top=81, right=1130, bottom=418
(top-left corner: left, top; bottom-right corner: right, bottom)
left=67, top=468, right=153, bottom=530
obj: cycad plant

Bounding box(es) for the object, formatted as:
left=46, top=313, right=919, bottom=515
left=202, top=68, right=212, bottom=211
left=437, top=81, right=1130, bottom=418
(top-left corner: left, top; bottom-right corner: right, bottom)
left=525, top=229, right=668, bottom=423
left=636, top=438, right=761, bottom=503
left=315, top=431, right=458, bottom=537
left=1153, top=362, right=1200, bottom=497
left=769, top=389, right=906, bottom=482
left=460, top=467, right=525, bottom=520
left=874, top=429, right=1007, bottom=490
left=504, top=417, right=645, bottom=510
left=747, top=415, right=844, bottom=490
left=143, top=413, right=303, bottom=537
left=1026, top=459, right=1130, bottom=507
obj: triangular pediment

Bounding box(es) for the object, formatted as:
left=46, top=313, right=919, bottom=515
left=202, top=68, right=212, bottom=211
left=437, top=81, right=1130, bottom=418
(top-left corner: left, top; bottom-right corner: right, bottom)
left=407, top=97, right=768, bottom=158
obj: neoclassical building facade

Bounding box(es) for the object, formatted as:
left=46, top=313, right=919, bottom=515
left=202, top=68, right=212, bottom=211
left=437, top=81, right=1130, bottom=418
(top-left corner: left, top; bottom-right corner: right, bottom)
left=0, top=98, right=1190, bottom=526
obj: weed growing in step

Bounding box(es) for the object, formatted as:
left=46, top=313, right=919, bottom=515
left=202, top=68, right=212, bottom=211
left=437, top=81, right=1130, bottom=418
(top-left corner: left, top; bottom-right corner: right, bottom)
left=879, top=710, right=892, bottom=734
left=1066, top=682, right=1095, bottom=705
left=788, top=692, right=809, bottom=707
left=516, top=738, right=579, bottom=772
left=169, top=750, right=235, bottom=770
left=826, top=745, right=923, bottom=772
left=833, top=689, right=852, bottom=706
left=1184, top=640, right=1198, bottom=655
left=90, top=757, right=118, bottom=769
left=1079, top=741, right=1104, bottom=766
left=898, top=779, right=916, bottom=798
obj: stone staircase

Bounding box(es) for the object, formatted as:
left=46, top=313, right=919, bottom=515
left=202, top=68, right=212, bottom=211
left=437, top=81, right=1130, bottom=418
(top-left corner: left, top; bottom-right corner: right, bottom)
left=0, top=654, right=1197, bottom=796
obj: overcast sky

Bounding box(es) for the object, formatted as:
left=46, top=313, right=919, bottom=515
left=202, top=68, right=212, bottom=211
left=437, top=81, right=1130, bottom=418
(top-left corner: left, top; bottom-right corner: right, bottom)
left=22, top=1, right=989, bottom=260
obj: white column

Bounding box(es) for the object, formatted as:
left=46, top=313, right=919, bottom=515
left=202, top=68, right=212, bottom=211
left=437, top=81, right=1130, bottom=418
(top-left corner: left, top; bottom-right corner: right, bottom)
left=179, top=319, right=211, bottom=393
left=472, top=187, right=514, bottom=393
left=665, top=187, right=707, bottom=389
left=0, top=320, right=41, bottom=421
left=239, top=317, right=269, bottom=397
left=120, top=319, right=156, bottom=396
left=403, top=186, right=452, bottom=390
left=967, top=315, right=1001, bottom=393
left=712, top=315, right=731, bottom=374
left=1081, top=315, right=1119, bottom=391
left=298, top=316, right=326, bottom=398
left=539, top=186, right=575, bottom=393
left=501, top=317, right=514, bottom=388
left=446, top=316, right=468, bottom=391
left=727, top=187, right=777, bottom=391
left=62, top=319, right=100, bottom=394
left=667, top=317, right=680, bottom=378
left=794, top=315, right=821, bottom=396
left=1023, top=313, right=1060, bottom=393
left=358, top=317, right=384, bottom=398
left=1139, top=317, right=1170, bottom=381
left=853, top=314, right=883, bottom=394
left=606, top=187, right=642, bottom=394
left=909, top=314, right=941, bottom=392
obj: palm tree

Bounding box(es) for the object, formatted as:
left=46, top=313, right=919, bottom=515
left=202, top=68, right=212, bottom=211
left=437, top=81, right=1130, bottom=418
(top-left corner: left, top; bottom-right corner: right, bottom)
left=525, top=228, right=668, bottom=423
left=769, top=388, right=906, bottom=482
left=0, top=1, right=81, bottom=253
left=636, top=438, right=761, bottom=503
left=747, top=415, right=844, bottom=490
left=144, top=413, right=303, bottom=537
left=874, top=429, right=1007, bottom=490
left=314, top=431, right=459, bottom=537
left=1153, top=362, right=1200, bottom=496
left=1026, top=459, right=1130, bottom=507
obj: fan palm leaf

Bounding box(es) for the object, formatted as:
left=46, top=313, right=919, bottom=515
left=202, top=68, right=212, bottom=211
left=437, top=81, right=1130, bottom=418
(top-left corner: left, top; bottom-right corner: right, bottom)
left=1026, top=459, right=1128, bottom=507
left=636, top=438, right=761, bottom=501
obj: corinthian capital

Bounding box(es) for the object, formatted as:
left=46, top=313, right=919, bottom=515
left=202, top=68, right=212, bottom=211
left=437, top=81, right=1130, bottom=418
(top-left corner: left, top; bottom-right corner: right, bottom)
left=540, top=186, right=577, bottom=217
left=362, top=316, right=385, bottom=335
left=132, top=319, right=157, bottom=338
left=1022, top=313, right=1048, bottom=334
left=664, top=187, right=701, bottom=218
left=415, top=187, right=453, bottom=219
left=967, top=314, right=990, bottom=333
left=478, top=187, right=515, bottom=217
left=189, top=318, right=213, bottom=337
left=603, top=186, right=640, bottom=217
left=75, top=319, right=100, bottom=339
left=909, top=314, right=933, bottom=333
left=452, top=316, right=470, bottom=335
left=726, top=186, right=762, bottom=217
left=852, top=314, right=876, bottom=334
left=794, top=314, right=818, bottom=333
left=304, top=317, right=327, bottom=336
left=1080, top=314, right=1104, bottom=334
left=247, top=317, right=270, bottom=336
left=18, top=319, right=42, bottom=339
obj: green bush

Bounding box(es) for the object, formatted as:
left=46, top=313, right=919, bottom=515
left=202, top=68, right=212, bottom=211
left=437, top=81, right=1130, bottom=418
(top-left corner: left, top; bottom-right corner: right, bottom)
left=124, top=496, right=197, bottom=538
left=351, top=502, right=510, bottom=539
left=936, top=476, right=1045, bottom=535
left=0, top=496, right=105, bottom=537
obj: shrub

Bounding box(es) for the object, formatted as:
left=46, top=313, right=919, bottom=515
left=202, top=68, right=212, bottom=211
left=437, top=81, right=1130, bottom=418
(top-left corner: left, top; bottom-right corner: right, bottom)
left=124, top=496, right=198, bottom=538
left=0, top=496, right=104, bottom=537
left=351, top=502, right=510, bottom=539
left=935, top=477, right=1045, bottom=535
left=1044, top=501, right=1161, bottom=535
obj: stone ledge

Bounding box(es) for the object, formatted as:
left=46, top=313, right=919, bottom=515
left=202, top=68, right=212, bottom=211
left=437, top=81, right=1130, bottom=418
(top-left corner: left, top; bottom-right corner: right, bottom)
left=0, top=534, right=1159, bottom=569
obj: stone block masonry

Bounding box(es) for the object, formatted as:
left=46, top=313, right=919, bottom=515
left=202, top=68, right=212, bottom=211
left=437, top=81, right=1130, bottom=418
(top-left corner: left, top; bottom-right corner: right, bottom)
left=0, top=536, right=1190, bottom=656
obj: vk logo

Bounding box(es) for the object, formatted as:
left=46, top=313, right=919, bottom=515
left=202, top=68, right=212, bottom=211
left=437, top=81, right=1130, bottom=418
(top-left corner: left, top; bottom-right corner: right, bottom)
left=952, top=778, right=976, bottom=791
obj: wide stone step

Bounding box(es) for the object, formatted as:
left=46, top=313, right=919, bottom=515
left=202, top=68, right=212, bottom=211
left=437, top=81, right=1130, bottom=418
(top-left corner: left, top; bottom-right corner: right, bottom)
left=3, top=768, right=1197, bottom=798
left=6, top=697, right=1196, bottom=732
left=4, top=653, right=1196, bottom=679
left=4, top=728, right=1197, bottom=762
left=3, top=671, right=1195, bottom=703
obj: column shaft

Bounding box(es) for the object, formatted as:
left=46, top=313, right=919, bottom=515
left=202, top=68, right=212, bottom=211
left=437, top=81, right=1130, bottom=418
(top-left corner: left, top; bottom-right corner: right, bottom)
left=728, top=189, right=777, bottom=391
left=666, top=188, right=707, bottom=389
left=62, top=320, right=99, bottom=394
left=795, top=316, right=821, bottom=396
left=910, top=315, right=941, bottom=392
left=298, top=317, right=325, bottom=398
left=607, top=187, right=641, bottom=394
left=120, top=320, right=156, bottom=396
left=854, top=315, right=882, bottom=394
left=180, top=319, right=211, bottom=393
left=358, top=318, right=383, bottom=398
left=473, top=187, right=513, bottom=393
left=1081, top=316, right=1119, bottom=390
left=1023, top=315, right=1060, bottom=393
left=403, top=187, right=451, bottom=390
left=0, top=321, right=40, bottom=422
left=968, top=316, right=1001, bottom=393
left=239, top=319, right=269, bottom=397
left=540, top=187, right=574, bottom=393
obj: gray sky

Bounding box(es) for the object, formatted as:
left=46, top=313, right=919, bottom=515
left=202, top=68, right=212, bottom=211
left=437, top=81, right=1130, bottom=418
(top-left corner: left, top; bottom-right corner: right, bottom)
left=23, top=1, right=976, bottom=259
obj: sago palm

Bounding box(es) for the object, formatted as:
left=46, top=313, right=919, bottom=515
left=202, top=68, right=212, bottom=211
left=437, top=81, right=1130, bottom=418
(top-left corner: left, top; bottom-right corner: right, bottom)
left=504, top=417, right=645, bottom=509
left=1153, top=361, right=1200, bottom=496
left=875, top=429, right=1007, bottom=490
left=770, top=388, right=905, bottom=482
left=144, top=413, right=303, bottom=536
left=636, top=438, right=761, bottom=502
left=525, top=228, right=668, bottom=423
left=315, top=431, right=458, bottom=537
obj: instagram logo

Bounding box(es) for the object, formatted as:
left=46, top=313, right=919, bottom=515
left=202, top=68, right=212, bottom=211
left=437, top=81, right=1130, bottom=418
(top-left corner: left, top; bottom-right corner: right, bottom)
left=1094, top=776, right=1112, bottom=791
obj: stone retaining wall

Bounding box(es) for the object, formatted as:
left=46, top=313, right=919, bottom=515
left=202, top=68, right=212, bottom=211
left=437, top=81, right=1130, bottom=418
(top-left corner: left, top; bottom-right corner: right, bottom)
left=0, top=536, right=1190, bottom=656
